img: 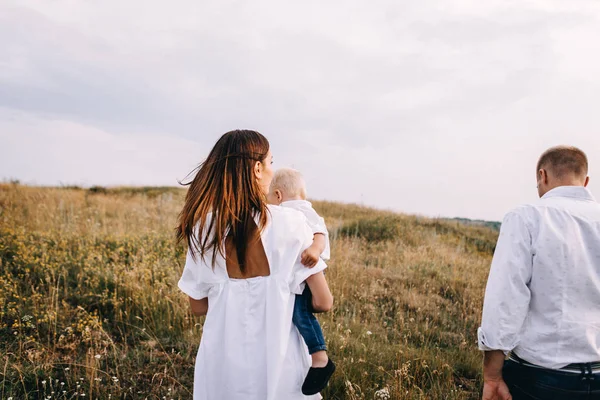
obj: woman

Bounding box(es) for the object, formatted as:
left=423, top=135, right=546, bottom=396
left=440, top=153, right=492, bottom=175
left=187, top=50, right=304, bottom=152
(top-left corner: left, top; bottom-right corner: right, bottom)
left=177, top=130, right=333, bottom=400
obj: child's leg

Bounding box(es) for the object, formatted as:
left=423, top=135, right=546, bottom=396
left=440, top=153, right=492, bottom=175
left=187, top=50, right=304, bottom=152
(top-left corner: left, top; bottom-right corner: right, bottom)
left=292, top=285, right=328, bottom=367
left=293, top=285, right=336, bottom=395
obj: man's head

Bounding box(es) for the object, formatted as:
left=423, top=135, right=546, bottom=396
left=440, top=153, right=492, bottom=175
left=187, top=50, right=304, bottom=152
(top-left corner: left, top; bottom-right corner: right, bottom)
left=267, top=168, right=307, bottom=205
left=536, top=145, right=590, bottom=197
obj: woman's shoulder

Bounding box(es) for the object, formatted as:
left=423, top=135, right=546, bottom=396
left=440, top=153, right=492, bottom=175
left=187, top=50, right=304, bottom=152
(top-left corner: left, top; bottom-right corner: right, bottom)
left=191, top=212, right=214, bottom=236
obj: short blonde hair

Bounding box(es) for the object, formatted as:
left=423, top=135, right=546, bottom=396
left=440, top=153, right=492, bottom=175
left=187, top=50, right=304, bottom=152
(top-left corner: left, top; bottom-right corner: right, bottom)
left=270, top=168, right=307, bottom=199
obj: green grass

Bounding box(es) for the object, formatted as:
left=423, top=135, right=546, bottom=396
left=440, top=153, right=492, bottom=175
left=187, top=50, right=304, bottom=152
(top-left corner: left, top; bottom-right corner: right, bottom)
left=0, top=185, right=496, bottom=399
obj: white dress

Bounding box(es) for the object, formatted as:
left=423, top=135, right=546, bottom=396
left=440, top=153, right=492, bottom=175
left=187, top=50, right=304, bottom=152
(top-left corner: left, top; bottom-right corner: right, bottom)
left=178, top=205, right=327, bottom=400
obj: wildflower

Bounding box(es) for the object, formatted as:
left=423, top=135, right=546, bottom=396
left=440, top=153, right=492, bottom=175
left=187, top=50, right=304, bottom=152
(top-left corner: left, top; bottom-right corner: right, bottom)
left=375, top=387, right=391, bottom=400
left=95, top=354, right=101, bottom=359
left=366, top=331, right=372, bottom=335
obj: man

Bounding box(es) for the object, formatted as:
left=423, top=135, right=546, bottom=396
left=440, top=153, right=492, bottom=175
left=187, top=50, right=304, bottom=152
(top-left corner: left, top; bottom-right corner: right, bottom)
left=479, top=146, right=600, bottom=399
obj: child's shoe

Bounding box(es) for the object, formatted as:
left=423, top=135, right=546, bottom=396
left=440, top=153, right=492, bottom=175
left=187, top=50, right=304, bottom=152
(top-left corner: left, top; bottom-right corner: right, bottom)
left=301, top=358, right=336, bottom=395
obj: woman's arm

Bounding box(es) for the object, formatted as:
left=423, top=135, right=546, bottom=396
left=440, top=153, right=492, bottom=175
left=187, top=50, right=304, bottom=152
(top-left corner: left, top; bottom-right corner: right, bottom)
left=306, top=272, right=333, bottom=313
left=189, top=297, right=209, bottom=316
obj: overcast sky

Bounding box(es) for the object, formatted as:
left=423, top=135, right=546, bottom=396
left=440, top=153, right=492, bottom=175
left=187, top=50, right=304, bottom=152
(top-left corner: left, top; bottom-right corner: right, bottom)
left=1, top=0, right=600, bottom=221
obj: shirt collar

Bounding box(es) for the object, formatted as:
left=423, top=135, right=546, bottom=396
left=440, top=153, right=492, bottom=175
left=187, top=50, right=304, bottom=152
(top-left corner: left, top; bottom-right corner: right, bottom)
left=280, top=199, right=311, bottom=207
left=541, top=186, right=596, bottom=202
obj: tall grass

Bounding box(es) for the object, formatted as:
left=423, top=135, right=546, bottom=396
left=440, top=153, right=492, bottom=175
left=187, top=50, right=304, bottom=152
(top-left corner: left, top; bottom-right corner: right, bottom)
left=0, top=185, right=496, bottom=399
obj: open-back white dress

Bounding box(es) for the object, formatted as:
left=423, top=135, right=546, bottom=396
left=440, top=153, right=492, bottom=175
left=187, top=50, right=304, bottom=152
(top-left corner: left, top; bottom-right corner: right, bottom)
left=178, top=205, right=327, bottom=400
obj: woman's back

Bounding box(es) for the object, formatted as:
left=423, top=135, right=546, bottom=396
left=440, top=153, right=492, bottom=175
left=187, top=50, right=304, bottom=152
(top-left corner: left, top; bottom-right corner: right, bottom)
left=178, top=205, right=326, bottom=400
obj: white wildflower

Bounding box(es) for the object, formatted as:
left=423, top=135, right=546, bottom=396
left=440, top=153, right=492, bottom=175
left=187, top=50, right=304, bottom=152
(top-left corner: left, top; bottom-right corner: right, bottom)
left=374, top=387, right=391, bottom=400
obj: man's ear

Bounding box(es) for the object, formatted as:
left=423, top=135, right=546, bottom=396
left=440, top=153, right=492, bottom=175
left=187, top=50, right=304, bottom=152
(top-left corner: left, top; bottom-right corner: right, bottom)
left=538, top=169, right=548, bottom=185
left=585, top=176, right=590, bottom=187
left=275, top=189, right=283, bottom=204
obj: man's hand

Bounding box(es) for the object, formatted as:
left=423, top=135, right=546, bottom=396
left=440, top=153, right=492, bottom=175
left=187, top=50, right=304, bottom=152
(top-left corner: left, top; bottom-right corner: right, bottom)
left=301, top=244, right=321, bottom=268
left=482, top=350, right=512, bottom=400
left=482, top=378, right=512, bottom=400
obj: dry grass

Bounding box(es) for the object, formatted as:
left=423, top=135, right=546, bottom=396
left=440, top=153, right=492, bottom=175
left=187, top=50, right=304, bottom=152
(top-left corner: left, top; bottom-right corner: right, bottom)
left=0, top=184, right=497, bottom=399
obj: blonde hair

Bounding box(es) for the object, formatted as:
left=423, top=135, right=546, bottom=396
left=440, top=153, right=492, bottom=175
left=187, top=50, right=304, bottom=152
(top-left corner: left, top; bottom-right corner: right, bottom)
left=270, top=168, right=307, bottom=199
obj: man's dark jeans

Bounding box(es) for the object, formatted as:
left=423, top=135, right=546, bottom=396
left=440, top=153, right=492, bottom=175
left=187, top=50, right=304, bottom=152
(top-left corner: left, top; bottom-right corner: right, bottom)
left=292, top=285, right=327, bottom=354
left=503, top=359, right=600, bottom=399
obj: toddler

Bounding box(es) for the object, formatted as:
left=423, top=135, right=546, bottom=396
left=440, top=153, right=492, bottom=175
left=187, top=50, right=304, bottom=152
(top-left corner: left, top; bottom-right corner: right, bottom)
left=267, top=168, right=335, bottom=395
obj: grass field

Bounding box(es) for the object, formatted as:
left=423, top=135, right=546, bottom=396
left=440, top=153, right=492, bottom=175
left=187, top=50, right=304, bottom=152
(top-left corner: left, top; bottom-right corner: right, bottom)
left=0, top=184, right=499, bottom=399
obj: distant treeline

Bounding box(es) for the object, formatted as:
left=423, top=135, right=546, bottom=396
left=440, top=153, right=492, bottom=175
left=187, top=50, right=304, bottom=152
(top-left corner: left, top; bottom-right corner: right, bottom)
left=448, top=217, right=501, bottom=231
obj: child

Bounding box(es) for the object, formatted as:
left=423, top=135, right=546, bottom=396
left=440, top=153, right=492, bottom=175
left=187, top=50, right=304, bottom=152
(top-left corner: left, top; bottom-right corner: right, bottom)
left=267, top=168, right=335, bottom=396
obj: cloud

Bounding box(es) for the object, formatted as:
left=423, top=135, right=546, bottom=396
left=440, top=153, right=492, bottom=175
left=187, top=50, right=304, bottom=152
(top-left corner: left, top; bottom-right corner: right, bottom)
left=0, top=108, right=206, bottom=186
left=1, top=0, right=600, bottom=220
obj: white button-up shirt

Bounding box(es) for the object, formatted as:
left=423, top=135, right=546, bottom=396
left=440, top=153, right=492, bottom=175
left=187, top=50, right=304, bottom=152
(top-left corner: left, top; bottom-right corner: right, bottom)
left=478, top=186, right=600, bottom=369
left=280, top=200, right=330, bottom=261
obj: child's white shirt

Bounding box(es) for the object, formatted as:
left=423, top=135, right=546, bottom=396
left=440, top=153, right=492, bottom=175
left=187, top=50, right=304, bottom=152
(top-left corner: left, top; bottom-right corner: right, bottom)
left=280, top=200, right=330, bottom=261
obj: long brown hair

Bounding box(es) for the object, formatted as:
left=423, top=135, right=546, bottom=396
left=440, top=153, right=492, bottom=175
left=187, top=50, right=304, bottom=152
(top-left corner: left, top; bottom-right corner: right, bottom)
left=177, top=130, right=270, bottom=271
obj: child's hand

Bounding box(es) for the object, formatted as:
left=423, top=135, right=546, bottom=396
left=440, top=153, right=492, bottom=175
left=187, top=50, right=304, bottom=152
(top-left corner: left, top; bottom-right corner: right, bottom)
left=301, top=245, right=321, bottom=268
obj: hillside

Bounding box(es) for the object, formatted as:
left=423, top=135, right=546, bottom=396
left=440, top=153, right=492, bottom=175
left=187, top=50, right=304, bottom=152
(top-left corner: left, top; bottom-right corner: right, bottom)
left=0, top=184, right=498, bottom=399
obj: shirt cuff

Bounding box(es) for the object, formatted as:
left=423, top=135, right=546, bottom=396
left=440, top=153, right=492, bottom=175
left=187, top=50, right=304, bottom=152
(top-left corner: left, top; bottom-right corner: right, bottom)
left=477, top=327, right=514, bottom=352
left=478, top=327, right=494, bottom=351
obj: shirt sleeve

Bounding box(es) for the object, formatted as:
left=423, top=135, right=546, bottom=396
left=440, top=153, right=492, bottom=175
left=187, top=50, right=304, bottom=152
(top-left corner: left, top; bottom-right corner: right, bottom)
left=178, top=248, right=213, bottom=300
left=478, top=211, right=533, bottom=352
left=302, top=206, right=331, bottom=261
left=290, top=221, right=328, bottom=295
left=303, top=207, right=328, bottom=235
